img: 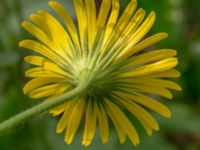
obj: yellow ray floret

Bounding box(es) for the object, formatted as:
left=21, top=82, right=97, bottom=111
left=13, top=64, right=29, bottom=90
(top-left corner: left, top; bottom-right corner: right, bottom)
left=82, top=100, right=97, bottom=146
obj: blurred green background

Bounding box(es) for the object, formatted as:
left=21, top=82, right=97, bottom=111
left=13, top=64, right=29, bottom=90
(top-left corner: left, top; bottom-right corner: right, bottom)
left=0, top=0, right=200, bottom=150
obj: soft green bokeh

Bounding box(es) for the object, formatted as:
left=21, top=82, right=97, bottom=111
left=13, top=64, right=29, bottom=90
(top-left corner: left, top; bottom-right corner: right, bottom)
left=0, top=0, right=200, bottom=149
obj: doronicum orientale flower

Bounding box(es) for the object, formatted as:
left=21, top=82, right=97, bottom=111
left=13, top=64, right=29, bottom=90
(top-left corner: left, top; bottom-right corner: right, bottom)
left=19, top=0, right=181, bottom=146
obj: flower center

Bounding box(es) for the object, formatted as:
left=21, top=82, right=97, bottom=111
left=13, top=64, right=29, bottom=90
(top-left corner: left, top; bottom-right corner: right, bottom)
left=69, top=56, right=116, bottom=98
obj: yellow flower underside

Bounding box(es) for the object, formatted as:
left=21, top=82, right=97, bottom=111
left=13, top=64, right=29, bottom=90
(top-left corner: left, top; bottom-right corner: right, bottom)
left=20, top=0, right=181, bottom=146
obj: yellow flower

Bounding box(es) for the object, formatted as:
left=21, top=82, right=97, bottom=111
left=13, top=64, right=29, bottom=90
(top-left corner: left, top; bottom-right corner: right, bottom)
left=19, top=0, right=181, bottom=146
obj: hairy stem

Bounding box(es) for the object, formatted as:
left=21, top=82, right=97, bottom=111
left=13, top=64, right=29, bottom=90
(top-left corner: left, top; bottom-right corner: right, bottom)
left=0, top=81, right=88, bottom=135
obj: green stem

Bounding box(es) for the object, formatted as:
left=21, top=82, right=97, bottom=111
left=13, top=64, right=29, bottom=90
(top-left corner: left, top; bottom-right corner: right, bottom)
left=0, top=81, right=88, bottom=135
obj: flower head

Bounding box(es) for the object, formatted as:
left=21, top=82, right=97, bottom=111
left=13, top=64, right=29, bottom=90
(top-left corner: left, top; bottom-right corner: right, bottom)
left=19, top=0, right=181, bottom=146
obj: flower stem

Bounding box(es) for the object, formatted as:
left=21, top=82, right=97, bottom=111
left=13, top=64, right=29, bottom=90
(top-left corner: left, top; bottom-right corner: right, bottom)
left=0, top=81, right=88, bottom=135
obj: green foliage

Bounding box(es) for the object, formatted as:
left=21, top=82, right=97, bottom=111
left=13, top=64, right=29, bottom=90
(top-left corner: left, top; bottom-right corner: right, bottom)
left=0, top=0, right=200, bottom=149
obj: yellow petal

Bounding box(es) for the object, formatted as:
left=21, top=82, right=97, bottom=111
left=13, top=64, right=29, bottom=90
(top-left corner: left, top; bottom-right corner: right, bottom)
left=125, top=78, right=182, bottom=91
left=36, top=10, right=74, bottom=57
left=25, top=67, right=48, bottom=78
left=101, top=0, right=137, bottom=53
left=25, top=55, right=67, bottom=76
left=117, top=33, right=169, bottom=61
left=143, top=69, right=181, bottom=78
left=29, top=13, right=58, bottom=46
left=128, top=84, right=173, bottom=99
left=25, top=67, right=66, bottom=78
left=73, top=0, right=87, bottom=50
left=140, top=123, right=153, bottom=136
left=123, top=11, right=156, bottom=52
left=105, top=100, right=140, bottom=145
left=56, top=100, right=76, bottom=133
left=19, top=40, right=65, bottom=65
left=95, top=103, right=109, bottom=144
left=113, top=91, right=171, bottom=118
left=49, top=102, right=68, bottom=117
left=25, top=56, right=46, bottom=66
left=125, top=49, right=177, bottom=67
left=115, top=0, right=137, bottom=32
left=120, top=58, right=178, bottom=77
left=21, top=19, right=69, bottom=59
left=23, top=77, right=64, bottom=94
left=102, top=0, right=120, bottom=48
left=48, top=1, right=81, bottom=50
left=127, top=8, right=145, bottom=32
left=97, top=0, right=111, bottom=29
left=30, top=83, right=69, bottom=99
left=105, top=8, right=145, bottom=57
left=21, top=21, right=50, bottom=47
left=42, top=61, right=67, bottom=76
left=82, top=100, right=97, bottom=146
left=105, top=103, right=126, bottom=144
left=29, top=84, right=59, bottom=99
left=115, top=96, right=159, bottom=134
left=85, top=0, right=97, bottom=48
left=65, top=97, right=85, bottom=144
